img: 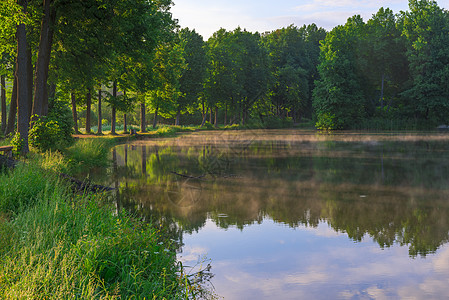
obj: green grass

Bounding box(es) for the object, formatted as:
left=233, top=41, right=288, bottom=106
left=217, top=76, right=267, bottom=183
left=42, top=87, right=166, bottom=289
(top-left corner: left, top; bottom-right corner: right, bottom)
left=0, top=160, right=192, bottom=299
left=64, top=138, right=112, bottom=173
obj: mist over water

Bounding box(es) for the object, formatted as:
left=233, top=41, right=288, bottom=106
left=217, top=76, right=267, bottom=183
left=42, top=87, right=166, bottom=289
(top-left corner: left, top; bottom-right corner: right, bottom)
left=98, top=129, right=449, bottom=299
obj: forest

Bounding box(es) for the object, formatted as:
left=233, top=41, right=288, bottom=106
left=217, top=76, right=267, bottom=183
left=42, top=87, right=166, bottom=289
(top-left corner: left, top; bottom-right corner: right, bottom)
left=1, top=0, right=449, bottom=154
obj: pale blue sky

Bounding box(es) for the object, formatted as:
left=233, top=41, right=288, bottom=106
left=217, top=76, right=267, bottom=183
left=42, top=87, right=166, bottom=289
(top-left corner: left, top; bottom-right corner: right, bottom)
left=171, top=0, right=449, bottom=39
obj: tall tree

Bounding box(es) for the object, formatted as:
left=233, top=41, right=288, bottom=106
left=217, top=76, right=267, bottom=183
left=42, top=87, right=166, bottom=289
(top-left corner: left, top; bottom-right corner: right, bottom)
left=313, top=16, right=366, bottom=129
left=402, top=0, right=449, bottom=123
left=176, top=28, right=208, bottom=125
left=32, top=0, right=56, bottom=118
left=16, top=0, right=29, bottom=153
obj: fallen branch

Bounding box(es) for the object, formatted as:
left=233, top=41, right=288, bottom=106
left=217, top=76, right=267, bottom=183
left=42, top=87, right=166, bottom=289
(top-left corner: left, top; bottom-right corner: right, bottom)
left=170, top=171, right=206, bottom=180
left=59, top=173, right=115, bottom=193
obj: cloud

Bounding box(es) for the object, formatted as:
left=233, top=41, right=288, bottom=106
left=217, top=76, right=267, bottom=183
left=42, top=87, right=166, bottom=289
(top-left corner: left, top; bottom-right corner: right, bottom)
left=172, top=0, right=449, bottom=39
left=178, top=245, right=209, bottom=263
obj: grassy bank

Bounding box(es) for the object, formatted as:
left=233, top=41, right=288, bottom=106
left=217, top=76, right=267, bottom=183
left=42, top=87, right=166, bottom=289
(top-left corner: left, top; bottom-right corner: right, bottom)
left=0, top=144, right=197, bottom=299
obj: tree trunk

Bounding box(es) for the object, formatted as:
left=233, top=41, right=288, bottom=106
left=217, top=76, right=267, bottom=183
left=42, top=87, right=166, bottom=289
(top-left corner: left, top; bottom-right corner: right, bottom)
left=214, top=106, right=218, bottom=127
left=200, top=111, right=207, bottom=127
left=175, top=109, right=180, bottom=126
left=32, top=0, right=56, bottom=117
left=111, top=106, right=116, bottom=134
left=71, top=93, right=78, bottom=134
left=27, top=47, right=33, bottom=121
left=224, top=103, right=227, bottom=126
left=123, top=113, right=127, bottom=132
left=16, top=18, right=30, bottom=154
left=140, top=102, right=146, bottom=132
left=5, top=77, right=17, bottom=136
left=97, top=89, right=102, bottom=135
left=152, top=105, right=158, bottom=129
left=201, top=100, right=205, bottom=119
left=85, top=89, right=91, bottom=133
left=209, top=107, right=212, bottom=123
left=1, top=75, right=6, bottom=133
left=111, top=81, right=117, bottom=135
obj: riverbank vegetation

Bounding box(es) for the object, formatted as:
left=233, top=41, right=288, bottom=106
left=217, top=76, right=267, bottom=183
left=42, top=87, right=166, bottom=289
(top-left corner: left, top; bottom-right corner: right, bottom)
left=0, top=143, right=203, bottom=299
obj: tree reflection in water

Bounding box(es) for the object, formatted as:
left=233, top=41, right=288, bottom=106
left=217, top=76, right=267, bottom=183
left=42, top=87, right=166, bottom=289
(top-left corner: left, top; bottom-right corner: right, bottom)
left=97, top=130, right=449, bottom=259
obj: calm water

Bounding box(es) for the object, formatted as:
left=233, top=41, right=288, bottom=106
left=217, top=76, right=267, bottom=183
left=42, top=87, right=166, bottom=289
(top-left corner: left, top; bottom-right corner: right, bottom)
left=100, top=129, right=449, bottom=299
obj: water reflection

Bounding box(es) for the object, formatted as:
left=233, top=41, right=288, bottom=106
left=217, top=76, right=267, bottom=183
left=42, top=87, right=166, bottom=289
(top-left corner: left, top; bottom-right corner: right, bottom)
left=99, top=130, right=449, bottom=298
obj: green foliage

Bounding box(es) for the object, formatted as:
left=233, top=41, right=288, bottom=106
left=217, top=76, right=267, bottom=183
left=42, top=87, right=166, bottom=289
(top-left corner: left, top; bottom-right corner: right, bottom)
left=262, top=24, right=325, bottom=121
left=313, top=18, right=366, bottom=129
left=262, top=115, right=293, bottom=129
left=10, top=132, right=24, bottom=157
left=315, top=112, right=337, bottom=131
left=29, top=116, right=63, bottom=152
left=29, top=99, right=75, bottom=152
left=202, top=121, right=215, bottom=130
left=401, top=0, right=449, bottom=123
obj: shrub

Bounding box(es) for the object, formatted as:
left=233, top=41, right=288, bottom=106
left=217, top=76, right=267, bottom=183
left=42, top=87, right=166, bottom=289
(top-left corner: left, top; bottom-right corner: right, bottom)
left=203, top=121, right=215, bottom=130
left=10, top=132, right=24, bottom=156
left=316, top=112, right=337, bottom=131
left=29, top=116, right=63, bottom=152
left=29, top=99, right=74, bottom=152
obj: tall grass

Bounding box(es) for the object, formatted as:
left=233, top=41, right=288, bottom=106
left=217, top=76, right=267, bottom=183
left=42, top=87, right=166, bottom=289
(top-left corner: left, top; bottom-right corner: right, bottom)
left=0, top=158, right=191, bottom=299
left=63, top=138, right=113, bottom=174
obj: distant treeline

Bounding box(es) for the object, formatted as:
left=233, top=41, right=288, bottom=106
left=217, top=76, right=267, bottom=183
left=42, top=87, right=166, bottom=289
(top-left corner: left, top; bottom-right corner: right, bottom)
left=1, top=0, right=448, bottom=153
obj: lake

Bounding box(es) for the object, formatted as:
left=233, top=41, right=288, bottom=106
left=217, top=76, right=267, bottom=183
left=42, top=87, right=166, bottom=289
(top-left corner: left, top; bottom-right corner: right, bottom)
left=101, top=129, right=449, bottom=299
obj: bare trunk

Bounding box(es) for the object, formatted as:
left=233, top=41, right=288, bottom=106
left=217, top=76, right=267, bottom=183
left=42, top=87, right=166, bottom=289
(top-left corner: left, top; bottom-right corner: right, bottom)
left=5, top=77, right=17, bottom=136
left=111, top=107, right=116, bottom=134
left=224, top=103, right=227, bottom=126
left=111, top=81, right=117, bottom=135
left=85, top=89, right=91, bottom=133
left=27, top=47, right=33, bottom=121
left=71, top=93, right=78, bottom=133
left=123, top=113, right=127, bottom=132
left=152, top=105, right=158, bottom=129
left=16, top=18, right=29, bottom=154
left=175, top=109, right=180, bottom=126
left=200, top=112, right=207, bottom=127
left=97, top=89, right=102, bottom=134
left=202, top=101, right=205, bottom=118
left=214, top=106, right=218, bottom=127
left=1, top=75, right=6, bottom=132
left=200, top=101, right=206, bottom=127
left=140, top=102, right=146, bottom=132
left=32, top=0, right=56, bottom=117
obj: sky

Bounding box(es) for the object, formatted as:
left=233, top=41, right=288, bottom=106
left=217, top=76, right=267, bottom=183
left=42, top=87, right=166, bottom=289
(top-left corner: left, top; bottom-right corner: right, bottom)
left=171, top=0, right=449, bottom=39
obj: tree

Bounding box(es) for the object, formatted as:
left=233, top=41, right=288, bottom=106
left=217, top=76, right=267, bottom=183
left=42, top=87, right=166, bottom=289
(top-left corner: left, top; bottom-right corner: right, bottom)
left=32, top=0, right=56, bottom=118
left=362, top=8, right=409, bottom=116
left=176, top=28, right=208, bottom=126
left=146, top=40, right=186, bottom=128
left=313, top=16, right=366, bottom=129
left=206, top=28, right=269, bottom=125
left=263, top=25, right=319, bottom=121
left=16, top=0, right=30, bottom=154
left=402, top=0, right=449, bottom=123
